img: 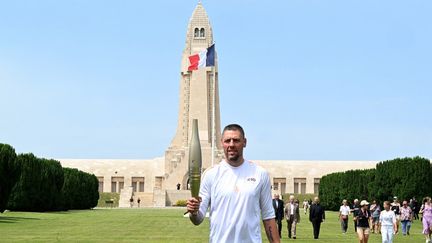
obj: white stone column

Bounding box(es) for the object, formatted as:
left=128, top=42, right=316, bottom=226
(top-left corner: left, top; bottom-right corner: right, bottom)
left=103, top=175, right=111, bottom=193
left=306, top=177, right=315, bottom=194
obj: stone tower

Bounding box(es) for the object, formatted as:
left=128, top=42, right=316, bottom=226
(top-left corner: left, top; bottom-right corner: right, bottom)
left=164, top=3, right=223, bottom=190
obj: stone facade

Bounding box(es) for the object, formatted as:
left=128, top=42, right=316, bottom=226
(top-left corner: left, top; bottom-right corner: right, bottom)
left=59, top=3, right=379, bottom=206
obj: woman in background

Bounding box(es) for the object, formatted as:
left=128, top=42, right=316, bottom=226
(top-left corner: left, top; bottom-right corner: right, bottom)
left=339, top=199, right=350, bottom=234
left=400, top=200, right=413, bottom=236
left=391, top=197, right=401, bottom=233
left=370, top=200, right=381, bottom=233
left=420, top=197, right=432, bottom=243
left=356, top=200, right=371, bottom=243
left=379, top=201, right=397, bottom=243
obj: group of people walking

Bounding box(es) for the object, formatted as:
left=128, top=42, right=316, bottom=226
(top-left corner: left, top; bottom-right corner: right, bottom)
left=273, top=195, right=326, bottom=240
left=272, top=194, right=432, bottom=242
left=338, top=196, right=432, bottom=243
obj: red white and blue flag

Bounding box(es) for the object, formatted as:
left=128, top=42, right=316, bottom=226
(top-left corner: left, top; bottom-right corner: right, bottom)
left=188, top=44, right=215, bottom=71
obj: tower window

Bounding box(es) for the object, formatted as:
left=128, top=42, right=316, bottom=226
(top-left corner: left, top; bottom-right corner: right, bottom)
left=200, top=28, right=205, bottom=37
left=194, top=28, right=199, bottom=38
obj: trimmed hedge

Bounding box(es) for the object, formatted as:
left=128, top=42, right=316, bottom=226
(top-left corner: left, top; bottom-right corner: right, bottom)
left=2, top=143, right=99, bottom=212
left=0, top=143, right=19, bottom=213
left=319, top=157, right=432, bottom=211
left=374, top=157, right=432, bottom=202
left=62, top=167, right=99, bottom=209
left=7, top=153, right=64, bottom=211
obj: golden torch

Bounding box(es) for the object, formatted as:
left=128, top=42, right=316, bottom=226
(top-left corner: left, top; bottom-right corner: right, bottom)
left=189, top=119, right=202, bottom=199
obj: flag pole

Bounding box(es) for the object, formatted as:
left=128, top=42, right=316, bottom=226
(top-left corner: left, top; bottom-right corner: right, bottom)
left=211, top=65, right=216, bottom=167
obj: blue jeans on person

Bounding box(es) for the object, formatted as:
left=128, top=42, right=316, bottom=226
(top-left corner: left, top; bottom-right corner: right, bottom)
left=401, top=220, right=411, bottom=235
left=340, top=218, right=348, bottom=233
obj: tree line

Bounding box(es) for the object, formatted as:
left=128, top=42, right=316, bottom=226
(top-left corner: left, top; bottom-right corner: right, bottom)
left=319, top=156, right=432, bottom=211
left=0, top=143, right=99, bottom=212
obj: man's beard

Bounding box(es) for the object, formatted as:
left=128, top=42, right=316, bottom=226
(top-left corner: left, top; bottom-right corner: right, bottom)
left=228, top=154, right=240, bottom=162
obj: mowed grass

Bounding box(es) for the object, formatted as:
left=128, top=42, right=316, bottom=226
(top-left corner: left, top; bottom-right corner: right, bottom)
left=0, top=208, right=426, bottom=242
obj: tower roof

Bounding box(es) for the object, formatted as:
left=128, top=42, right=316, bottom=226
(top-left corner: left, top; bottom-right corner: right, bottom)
left=190, top=2, right=210, bottom=25
left=185, top=3, right=213, bottom=50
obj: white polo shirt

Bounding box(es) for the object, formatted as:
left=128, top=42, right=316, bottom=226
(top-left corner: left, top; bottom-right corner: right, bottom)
left=339, top=205, right=351, bottom=216
left=380, top=210, right=396, bottom=226
left=195, top=159, right=275, bottom=243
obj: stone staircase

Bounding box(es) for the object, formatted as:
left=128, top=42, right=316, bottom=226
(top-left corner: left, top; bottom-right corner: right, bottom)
left=119, top=186, right=133, bottom=208
left=133, top=192, right=154, bottom=207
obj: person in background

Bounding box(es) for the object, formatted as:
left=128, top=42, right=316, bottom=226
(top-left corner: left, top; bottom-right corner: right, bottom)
left=339, top=199, right=350, bottom=234
left=410, top=198, right=419, bottom=220
left=309, top=197, right=325, bottom=239
left=356, top=200, right=371, bottom=243
left=400, top=200, right=413, bottom=236
left=137, top=197, right=141, bottom=208
left=370, top=200, right=381, bottom=234
left=129, top=197, right=134, bottom=208
left=285, top=195, right=300, bottom=239
left=420, top=198, right=426, bottom=222
left=420, top=197, right=432, bottom=243
left=273, top=194, right=284, bottom=239
left=391, top=197, right=401, bottom=233
left=380, top=201, right=397, bottom=243
left=303, top=199, right=309, bottom=215
left=352, top=199, right=360, bottom=233
left=369, top=200, right=377, bottom=232
left=413, top=197, right=420, bottom=220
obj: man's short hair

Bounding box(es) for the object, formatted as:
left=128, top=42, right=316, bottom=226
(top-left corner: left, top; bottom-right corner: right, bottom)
left=222, top=124, right=245, bottom=138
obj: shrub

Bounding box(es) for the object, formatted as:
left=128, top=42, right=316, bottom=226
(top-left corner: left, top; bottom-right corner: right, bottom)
left=97, top=193, right=120, bottom=207
left=174, top=200, right=187, bottom=206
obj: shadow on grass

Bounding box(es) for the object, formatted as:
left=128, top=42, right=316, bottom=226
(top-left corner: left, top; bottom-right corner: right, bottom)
left=0, top=216, right=41, bottom=224
left=45, top=211, right=73, bottom=215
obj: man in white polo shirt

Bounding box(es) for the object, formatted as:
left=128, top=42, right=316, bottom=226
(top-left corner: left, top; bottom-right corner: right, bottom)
left=186, top=124, right=280, bottom=243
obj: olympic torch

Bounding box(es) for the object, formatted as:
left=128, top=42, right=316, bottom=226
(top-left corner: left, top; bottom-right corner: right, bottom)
left=189, top=119, right=202, bottom=199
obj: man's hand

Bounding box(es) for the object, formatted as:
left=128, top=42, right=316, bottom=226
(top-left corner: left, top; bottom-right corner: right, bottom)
left=187, top=197, right=201, bottom=215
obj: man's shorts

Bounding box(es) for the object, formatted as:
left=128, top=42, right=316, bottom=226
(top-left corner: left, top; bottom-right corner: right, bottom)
left=357, top=226, right=370, bottom=235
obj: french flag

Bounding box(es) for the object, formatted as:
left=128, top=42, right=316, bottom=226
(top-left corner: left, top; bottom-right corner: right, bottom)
left=188, top=44, right=215, bottom=71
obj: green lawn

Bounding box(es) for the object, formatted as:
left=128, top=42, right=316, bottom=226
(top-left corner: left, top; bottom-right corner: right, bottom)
left=0, top=208, right=425, bottom=242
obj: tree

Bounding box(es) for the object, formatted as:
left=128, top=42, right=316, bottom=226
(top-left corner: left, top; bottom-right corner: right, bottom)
left=0, top=143, right=18, bottom=213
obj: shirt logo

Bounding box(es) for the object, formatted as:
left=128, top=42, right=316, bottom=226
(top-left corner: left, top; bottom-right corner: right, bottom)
left=246, top=177, right=256, bottom=182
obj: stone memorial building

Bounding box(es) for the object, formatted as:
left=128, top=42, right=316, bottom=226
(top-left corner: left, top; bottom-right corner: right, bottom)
left=60, top=3, right=377, bottom=207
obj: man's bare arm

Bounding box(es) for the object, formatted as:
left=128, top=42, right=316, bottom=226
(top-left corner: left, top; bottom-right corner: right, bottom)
left=263, top=218, right=280, bottom=243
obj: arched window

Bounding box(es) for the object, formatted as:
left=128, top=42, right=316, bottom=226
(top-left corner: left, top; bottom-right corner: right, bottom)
left=194, top=28, right=199, bottom=38
left=200, top=28, right=205, bottom=37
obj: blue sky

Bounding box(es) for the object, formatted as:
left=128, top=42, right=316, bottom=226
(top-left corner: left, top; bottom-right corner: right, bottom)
left=1, top=0, right=431, bottom=161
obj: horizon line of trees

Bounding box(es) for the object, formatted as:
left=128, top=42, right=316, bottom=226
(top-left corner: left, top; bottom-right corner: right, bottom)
left=319, top=156, right=432, bottom=211
left=0, top=143, right=99, bottom=213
